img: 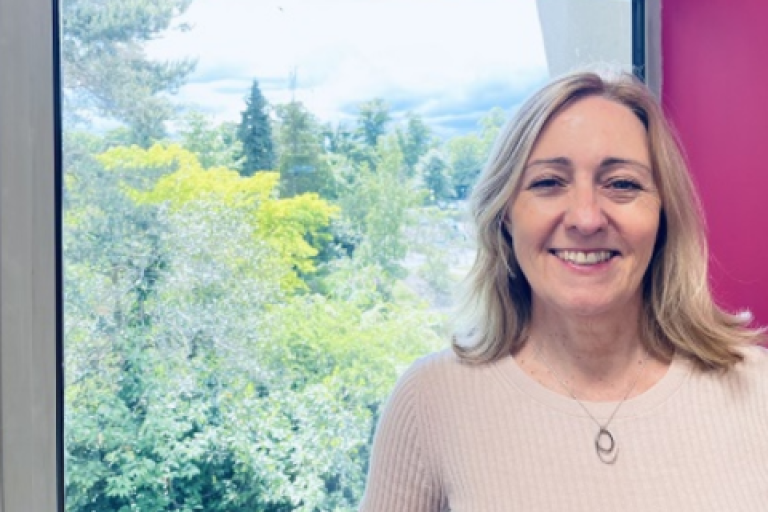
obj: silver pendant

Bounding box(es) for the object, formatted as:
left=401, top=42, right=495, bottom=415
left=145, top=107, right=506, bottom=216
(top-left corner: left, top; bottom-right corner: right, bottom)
left=595, top=428, right=618, bottom=464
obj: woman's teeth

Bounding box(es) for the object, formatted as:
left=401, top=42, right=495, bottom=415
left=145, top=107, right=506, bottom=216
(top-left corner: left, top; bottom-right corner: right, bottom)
left=554, top=250, right=613, bottom=265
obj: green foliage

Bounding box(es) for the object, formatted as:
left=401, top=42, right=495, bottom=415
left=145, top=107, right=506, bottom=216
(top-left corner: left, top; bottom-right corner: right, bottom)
left=420, top=148, right=453, bottom=203
left=179, top=111, right=243, bottom=169
left=61, top=0, right=196, bottom=145
left=355, top=99, right=391, bottom=148
left=61, top=10, right=512, bottom=505
left=237, top=79, right=276, bottom=175
left=274, top=102, right=335, bottom=198
left=253, top=289, right=443, bottom=509
left=397, top=112, right=433, bottom=176
left=64, top=133, right=443, bottom=510
left=322, top=122, right=356, bottom=156
left=336, top=136, right=423, bottom=280
left=444, top=107, right=508, bottom=199
left=100, top=144, right=338, bottom=290
left=445, top=134, right=485, bottom=199
left=479, top=106, right=507, bottom=148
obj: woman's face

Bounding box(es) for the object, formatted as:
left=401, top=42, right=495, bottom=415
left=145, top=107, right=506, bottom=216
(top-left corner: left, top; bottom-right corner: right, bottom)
left=508, top=95, right=661, bottom=319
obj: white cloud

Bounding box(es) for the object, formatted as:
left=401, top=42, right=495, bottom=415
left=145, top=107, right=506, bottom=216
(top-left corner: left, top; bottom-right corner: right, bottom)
left=147, top=0, right=549, bottom=136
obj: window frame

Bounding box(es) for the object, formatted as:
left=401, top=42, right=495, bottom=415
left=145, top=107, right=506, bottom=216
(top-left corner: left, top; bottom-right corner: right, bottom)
left=0, top=0, right=61, bottom=510
left=0, top=0, right=659, bottom=509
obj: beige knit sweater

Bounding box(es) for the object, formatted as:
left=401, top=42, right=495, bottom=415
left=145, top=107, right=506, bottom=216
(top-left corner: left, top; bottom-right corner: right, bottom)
left=360, top=345, right=768, bottom=511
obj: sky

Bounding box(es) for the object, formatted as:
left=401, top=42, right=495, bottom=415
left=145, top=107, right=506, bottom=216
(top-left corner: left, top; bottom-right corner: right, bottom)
left=147, top=0, right=550, bottom=138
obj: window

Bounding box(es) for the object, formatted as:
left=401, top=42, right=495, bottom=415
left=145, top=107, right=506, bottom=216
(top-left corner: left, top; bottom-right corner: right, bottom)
left=0, top=0, right=654, bottom=509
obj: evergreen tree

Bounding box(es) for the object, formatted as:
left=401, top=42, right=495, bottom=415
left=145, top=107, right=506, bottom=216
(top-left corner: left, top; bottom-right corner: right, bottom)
left=446, top=134, right=485, bottom=199
left=274, top=101, right=332, bottom=197
left=60, top=0, right=196, bottom=146
left=355, top=99, right=391, bottom=148
left=237, top=80, right=275, bottom=175
left=397, top=112, right=432, bottom=176
left=420, top=149, right=453, bottom=203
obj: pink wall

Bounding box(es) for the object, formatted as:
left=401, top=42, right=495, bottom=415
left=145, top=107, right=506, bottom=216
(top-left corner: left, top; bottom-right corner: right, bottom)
left=662, top=0, right=768, bottom=327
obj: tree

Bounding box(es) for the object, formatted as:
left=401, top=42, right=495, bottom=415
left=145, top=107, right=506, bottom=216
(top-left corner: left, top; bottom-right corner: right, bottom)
left=355, top=99, right=391, bottom=148
left=64, top=141, right=441, bottom=511
left=336, top=136, right=422, bottom=280
left=420, top=149, right=453, bottom=203
left=323, top=122, right=370, bottom=171
left=119, top=145, right=337, bottom=290
left=397, top=112, right=433, bottom=176
left=323, top=122, right=354, bottom=155
left=479, top=106, right=508, bottom=149
left=60, top=0, right=196, bottom=145
left=237, top=79, right=276, bottom=175
left=274, top=101, right=333, bottom=197
left=63, top=134, right=189, bottom=511
left=446, top=134, right=485, bottom=199
left=443, top=107, right=508, bottom=199
left=179, top=111, right=243, bottom=169
left=62, top=3, right=454, bottom=508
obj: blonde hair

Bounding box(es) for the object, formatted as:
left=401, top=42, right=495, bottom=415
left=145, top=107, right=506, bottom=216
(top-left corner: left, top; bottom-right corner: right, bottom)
left=453, top=69, right=764, bottom=371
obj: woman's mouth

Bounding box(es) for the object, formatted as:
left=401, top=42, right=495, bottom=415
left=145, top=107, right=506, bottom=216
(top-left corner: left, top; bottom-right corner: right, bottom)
left=551, top=250, right=618, bottom=265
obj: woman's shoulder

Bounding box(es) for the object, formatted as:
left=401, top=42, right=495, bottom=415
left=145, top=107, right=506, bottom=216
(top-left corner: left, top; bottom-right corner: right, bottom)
left=709, top=344, right=768, bottom=400
left=399, top=348, right=492, bottom=383
left=394, top=349, right=459, bottom=390
left=734, top=343, right=768, bottom=375
left=389, top=348, right=497, bottom=401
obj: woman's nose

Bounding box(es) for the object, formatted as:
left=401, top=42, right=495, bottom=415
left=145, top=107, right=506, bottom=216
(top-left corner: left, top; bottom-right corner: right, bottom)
left=563, top=186, right=607, bottom=235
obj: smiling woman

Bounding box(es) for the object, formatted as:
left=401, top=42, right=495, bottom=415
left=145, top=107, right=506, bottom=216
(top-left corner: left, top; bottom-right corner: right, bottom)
left=360, top=69, right=768, bottom=510
left=454, top=70, right=760, bottom=369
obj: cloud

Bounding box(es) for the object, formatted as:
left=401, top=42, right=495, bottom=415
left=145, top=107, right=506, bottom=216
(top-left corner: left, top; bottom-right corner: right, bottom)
left=147, top=0, right=549, bottom=139
left=330, top=70, right=548, bottom=138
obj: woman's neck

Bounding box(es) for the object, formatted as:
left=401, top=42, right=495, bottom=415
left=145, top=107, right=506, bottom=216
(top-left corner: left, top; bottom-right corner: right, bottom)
left=515, top=302, right=658, bottom=401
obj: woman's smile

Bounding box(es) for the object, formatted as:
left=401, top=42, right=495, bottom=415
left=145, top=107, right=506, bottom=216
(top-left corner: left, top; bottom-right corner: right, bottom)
left=551, top=249, right=617, bottom=265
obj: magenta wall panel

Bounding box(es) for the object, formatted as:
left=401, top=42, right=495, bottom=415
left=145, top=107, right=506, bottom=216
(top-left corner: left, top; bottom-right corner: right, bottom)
left=662, top=0, right=768, bottom=327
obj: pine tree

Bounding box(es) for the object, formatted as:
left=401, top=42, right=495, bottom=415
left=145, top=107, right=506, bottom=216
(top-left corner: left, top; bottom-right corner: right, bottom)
left=61, top=0, right=196, bottom=146
left=398, top=112, right=432, bottom=176
left=355, top=99, right=390, bottom=148
left=237, top=80, right=275, bottom=175
left=421, top=149, right=453, bottom=203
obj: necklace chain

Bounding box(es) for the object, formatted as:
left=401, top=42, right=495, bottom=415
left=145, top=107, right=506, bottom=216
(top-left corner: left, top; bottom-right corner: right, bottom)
left=534, top=341, right=649, bottom=464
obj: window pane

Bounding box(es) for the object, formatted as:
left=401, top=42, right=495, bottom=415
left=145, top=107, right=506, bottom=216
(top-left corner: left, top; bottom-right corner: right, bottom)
left=61, top=0, right=632, bottom=509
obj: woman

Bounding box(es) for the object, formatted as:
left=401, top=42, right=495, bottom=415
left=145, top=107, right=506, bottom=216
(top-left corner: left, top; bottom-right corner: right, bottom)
left=360, top=70, right=767, bottom=511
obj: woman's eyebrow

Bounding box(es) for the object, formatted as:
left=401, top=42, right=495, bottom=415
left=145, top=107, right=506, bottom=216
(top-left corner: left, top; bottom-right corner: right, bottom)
left=599, top=157, right=652, bottom=174
left=524, top=157, right=571, bottom=170
left=524, top=156, right=652, bottom=174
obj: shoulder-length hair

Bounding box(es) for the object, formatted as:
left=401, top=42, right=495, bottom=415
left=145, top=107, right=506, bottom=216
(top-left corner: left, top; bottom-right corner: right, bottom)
left=453, top=69, right=764, bottom=371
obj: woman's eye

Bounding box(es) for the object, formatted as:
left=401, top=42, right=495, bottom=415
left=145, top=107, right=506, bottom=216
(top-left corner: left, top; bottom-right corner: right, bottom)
left=607, top=179, right=642, bottom=191
left=528, top=178, right=563, bottom=189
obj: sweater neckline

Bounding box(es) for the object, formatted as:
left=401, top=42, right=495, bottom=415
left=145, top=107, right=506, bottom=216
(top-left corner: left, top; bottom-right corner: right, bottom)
left=491, top=351, right=691, bottom=421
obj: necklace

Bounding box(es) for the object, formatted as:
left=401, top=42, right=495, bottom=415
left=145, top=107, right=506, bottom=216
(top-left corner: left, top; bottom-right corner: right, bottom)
left=534, top=342, right=649, bottom=464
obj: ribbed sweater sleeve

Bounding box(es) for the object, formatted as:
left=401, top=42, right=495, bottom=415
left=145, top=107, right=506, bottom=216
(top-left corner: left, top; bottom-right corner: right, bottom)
left=359, top=359, right=443, bottom=511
